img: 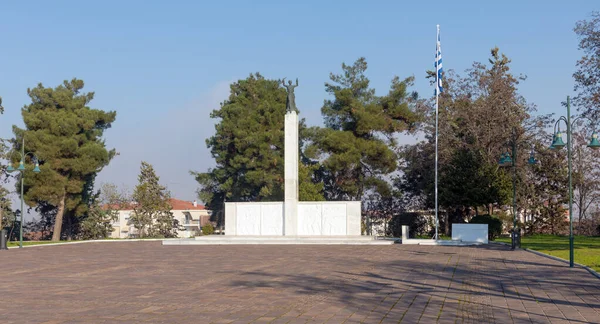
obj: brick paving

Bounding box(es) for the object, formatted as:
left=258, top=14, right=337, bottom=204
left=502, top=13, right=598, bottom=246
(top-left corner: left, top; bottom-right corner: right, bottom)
left=0, top=242, right=599, bottom=323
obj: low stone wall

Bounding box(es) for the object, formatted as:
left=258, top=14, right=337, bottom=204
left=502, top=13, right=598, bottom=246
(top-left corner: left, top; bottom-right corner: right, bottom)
left=224, top=201, right=361, bottom=236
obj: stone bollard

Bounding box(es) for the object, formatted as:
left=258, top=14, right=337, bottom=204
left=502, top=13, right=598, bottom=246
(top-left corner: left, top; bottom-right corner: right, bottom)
left=401, top=225, right=409, bottom=241
left=0, top=229, right=8, bottom=250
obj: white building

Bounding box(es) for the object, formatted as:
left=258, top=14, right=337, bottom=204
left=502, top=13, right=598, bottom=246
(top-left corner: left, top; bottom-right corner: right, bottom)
left=109, top=198, right=211, bottom=239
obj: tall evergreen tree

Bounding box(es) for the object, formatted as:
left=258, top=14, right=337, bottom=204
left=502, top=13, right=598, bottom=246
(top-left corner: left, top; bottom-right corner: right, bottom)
left=192, top=73, right=324, bottom=217
left=306, top=57, right=419, bottom=201
left=131, top=161, right=177, bottom=238
left=13, top=79, right=116, bottom=241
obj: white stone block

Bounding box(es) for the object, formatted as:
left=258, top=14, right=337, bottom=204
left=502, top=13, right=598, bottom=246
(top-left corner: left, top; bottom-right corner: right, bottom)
left=346, top=201, right=362, bottom=236
left=261, top=203, right=284, bottom=235
left=237, top=204, right=261, bottom=235
left=452, top=224, right=488, bottom=243
left=225, top=202, right=237, bottom=236
left=298, top=203, right=322, bottom=235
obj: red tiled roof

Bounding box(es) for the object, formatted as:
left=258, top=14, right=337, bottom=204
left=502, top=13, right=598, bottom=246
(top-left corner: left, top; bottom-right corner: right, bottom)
left=103, top=198, right=206, bottom=211
left=169, top=198, right=206, bottom=211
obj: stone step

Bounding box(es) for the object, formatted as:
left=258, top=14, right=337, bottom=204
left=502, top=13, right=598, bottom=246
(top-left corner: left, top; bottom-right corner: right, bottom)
left=194, top=235, right=377, bottom=241
left=165, top=236, right=397, bottom=245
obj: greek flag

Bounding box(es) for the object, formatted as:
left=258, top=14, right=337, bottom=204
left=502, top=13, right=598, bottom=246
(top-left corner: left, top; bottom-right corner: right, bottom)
left=435, top=28, right=443, bottom=94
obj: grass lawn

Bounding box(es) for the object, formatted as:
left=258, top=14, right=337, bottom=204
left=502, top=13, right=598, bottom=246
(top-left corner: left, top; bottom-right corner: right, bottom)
left=7, top=241, right=72, bottom=247
left=415, top=234, right=452, bottom=240
left=496, top=235, right=600, bottom=272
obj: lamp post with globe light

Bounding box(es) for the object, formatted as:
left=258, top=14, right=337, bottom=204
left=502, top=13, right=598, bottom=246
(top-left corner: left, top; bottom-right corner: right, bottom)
left=548, top=96, right=600, bottom=267
left=6, top=137, right=41, bottom=248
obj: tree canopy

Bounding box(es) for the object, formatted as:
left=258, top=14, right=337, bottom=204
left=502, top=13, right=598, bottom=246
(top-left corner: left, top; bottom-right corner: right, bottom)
left=574, top=11, right=600, bottom=121
left=192, top=73, right=324, bottom=218
left=13, top=79, right=116, bottom=241
left=305, top=57, right=419, bottom=201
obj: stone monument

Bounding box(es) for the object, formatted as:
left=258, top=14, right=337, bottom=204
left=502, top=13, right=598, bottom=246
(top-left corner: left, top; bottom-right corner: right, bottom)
left=222, top=78, right=362, bottom=237
left=283, top=78, right=299, bottom=235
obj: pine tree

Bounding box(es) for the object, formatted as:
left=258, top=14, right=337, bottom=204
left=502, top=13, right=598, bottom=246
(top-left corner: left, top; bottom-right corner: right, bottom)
left=192, top=73, right=324, bottom=217
left=306, top=57, right=418, bottom=201
left=131, top=162, right=177, bottom=238
left=13, top=79, right=116, bottom=241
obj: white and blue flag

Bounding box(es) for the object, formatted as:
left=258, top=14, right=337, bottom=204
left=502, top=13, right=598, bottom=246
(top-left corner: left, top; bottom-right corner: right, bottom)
left=435, top=28, right=443, bottom=95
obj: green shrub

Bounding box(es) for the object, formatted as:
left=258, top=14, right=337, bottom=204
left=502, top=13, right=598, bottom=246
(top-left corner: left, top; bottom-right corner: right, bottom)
left=202, top=223, right=215, bottom=236
left=469, top=214, right=502, bottom=240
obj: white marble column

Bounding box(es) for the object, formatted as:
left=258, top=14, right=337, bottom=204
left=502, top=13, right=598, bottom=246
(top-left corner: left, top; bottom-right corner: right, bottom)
left=284, top=111, right=299, bottom=236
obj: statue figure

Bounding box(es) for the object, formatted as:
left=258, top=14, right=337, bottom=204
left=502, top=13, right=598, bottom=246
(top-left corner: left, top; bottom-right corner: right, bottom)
left=281, top=78, right=298, bottom=113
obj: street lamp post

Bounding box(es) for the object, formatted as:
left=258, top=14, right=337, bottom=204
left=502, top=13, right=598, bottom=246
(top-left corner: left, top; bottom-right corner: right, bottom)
left=6, top=137, right=41, bottom=248
left=549, top=96, right=600, bottom=267
left=498, top=129, right=537, bottom=250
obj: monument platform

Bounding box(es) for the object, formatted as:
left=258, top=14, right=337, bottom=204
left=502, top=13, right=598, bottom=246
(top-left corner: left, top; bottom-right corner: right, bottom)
left=162, top=235, right=396, bottom=245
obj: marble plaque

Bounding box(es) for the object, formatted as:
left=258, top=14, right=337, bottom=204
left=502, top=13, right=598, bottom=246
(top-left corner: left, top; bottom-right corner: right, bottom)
left=236, top=204, right=261, bottom=235
left=261, top=203, right=284, bottom=235
left=298, top=204, right=322, bottom=235
left=322, top=204, right=347, bottom=235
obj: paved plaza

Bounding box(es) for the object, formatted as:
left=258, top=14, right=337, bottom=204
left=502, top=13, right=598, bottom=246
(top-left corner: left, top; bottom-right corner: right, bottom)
left=0, top=242, right=599, bottom=323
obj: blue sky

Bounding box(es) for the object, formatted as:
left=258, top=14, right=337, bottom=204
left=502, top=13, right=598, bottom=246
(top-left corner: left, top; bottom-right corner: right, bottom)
left=0, top=0, right=597, bottom=210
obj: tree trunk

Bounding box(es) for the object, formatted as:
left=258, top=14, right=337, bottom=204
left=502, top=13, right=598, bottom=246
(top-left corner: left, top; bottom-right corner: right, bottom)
left=66, top=213, right=72, bottom=241
left=443, top=212, right=450, bottom=236
left=51, top=194, right=66, bottom=241
left=0, top=206, right=3, bottom=231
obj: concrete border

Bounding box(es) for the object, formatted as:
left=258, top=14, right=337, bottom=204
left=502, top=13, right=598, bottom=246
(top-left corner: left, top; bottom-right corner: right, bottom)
left=523, top=248, right=600, bottom=280
left=5, top=238, right=180, bottom=249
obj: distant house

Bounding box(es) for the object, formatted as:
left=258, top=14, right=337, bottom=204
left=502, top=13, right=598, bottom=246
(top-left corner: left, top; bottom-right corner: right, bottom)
left=109, top=198, right=211, bottom=239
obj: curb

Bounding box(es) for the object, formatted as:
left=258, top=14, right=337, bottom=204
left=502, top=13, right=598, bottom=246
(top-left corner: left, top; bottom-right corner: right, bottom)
left=6, top=238, right=180, bottom=249
left=524, top=248, right=600, bottom=280
left=489, top=241, right=511, bottom=247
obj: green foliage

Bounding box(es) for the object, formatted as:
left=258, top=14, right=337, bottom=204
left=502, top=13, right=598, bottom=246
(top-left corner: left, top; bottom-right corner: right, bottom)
left=131, top=162, right=178, bottom=238
left=78, top=183, right=127, bottom=240
left=440, top=148, right=511, bottom=209
left=306, top=57, right=418, bottom=201
left=400, top=48, right=550, bottom=235
left=469, top=214, right=502, bottom=240
left=202, top=222, right=215, bottom=236
left=527, top=145, right=569, bottom=235
left=573, top=11, right=600, bottom=120
left=298, top=162, right=325, bottom=201
left=193, top=73, right=324, bottom=216
left=13, top=79, right=116, bottom=241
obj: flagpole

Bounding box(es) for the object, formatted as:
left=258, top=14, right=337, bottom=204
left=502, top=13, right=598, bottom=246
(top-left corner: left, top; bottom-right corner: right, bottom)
left=434, top=24, right=440, bottom=241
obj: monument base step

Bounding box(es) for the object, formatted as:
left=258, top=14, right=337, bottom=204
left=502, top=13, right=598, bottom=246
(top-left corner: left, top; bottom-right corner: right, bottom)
left=402, top=239, right=484, bottom=246
left=163, top=235, right=397, bottom=245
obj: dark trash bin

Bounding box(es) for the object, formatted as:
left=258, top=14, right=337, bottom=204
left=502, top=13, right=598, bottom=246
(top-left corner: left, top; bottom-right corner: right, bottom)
left=511, top=228, right=521, bottom=250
